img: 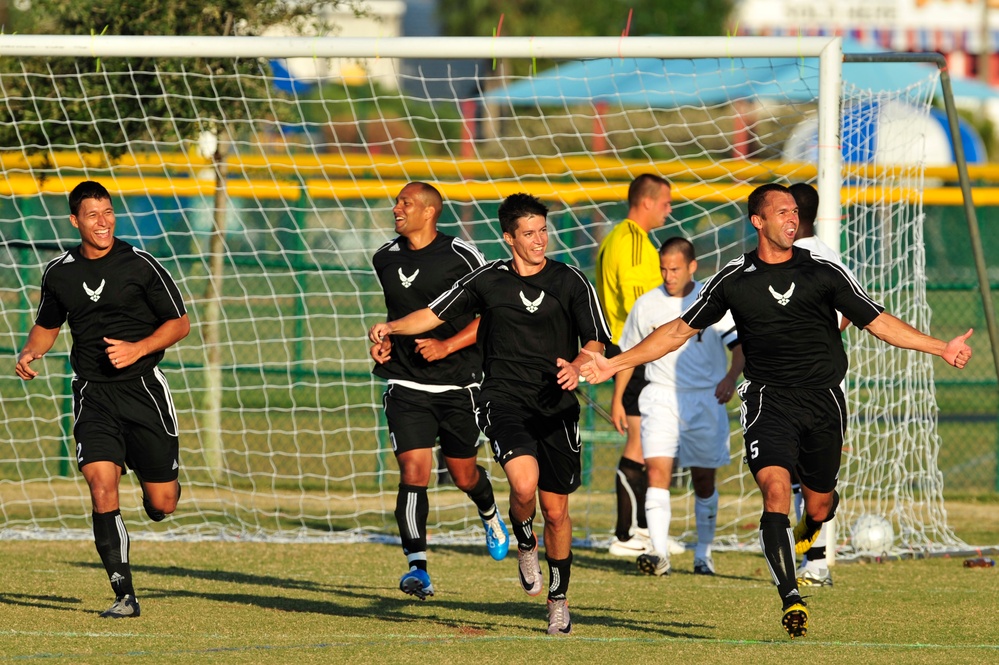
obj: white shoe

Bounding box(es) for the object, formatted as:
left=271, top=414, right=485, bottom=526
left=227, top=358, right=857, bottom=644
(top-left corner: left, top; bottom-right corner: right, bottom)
left=609, top=535, right=653, bottom=557
left=667, top=537, right=686, bottom=555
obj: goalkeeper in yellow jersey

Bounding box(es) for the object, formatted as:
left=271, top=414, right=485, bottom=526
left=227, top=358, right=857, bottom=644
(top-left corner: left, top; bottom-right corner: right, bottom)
left=594, top=174, right=672, bottom=558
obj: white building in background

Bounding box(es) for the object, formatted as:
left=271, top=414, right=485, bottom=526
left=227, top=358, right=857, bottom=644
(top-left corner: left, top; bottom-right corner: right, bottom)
left=261, top=0, right=407, bottom=90
left=733, top=0, right=999, bottom=85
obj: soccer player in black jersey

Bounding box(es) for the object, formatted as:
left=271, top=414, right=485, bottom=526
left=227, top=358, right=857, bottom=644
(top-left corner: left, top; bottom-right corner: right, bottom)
left=581, top=183, right=973, bottom=638
left=369, top=182, right=509, bottom=600
left=370, top=193, right=610, bottom=635
left=15, top=181, right=190, bottom=619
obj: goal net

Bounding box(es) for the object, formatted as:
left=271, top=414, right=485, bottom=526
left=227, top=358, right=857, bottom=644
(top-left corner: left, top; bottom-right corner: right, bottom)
left=0, top=35, right=965, bottom=556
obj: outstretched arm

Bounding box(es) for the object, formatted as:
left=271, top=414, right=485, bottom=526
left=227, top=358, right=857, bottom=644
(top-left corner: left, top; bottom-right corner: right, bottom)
left=864, top=313, right=973, bottom=369
left=415, top=318, right=480, bottom=362
left=15, top=325, right=61, bottom=380
left=368, top=307, right=444, bottom=344
left=581, top=317, right=699, bottom=384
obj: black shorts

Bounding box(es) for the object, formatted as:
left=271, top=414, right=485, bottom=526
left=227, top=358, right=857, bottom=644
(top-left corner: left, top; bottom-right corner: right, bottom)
left=382, top=383, right=481, bottom=458
left=738, top=382, right=846, bottom=494
left=607, top=343, right=648, bottom=417
left=477, top=397, right=581, bottom=495
left=72, top=370, right=180, bottom=482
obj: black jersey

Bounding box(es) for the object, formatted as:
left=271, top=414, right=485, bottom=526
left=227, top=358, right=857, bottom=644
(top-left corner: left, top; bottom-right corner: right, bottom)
left=682, top=246, right=883, bottom=389
left=35, top=238, right=187, bottom=382
left=371, top=232, right=485, bottom=387
left=429, top=258, right=611, bottom=414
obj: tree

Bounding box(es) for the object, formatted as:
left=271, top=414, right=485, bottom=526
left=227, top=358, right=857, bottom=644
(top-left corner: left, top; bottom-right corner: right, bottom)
left=0, top=1, right=356, bottom=161
left=438, top=0, right=733, bottom=40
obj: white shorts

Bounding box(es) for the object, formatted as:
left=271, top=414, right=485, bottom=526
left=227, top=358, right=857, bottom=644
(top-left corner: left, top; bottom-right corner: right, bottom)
left=638, top=384, right=732, bottom=469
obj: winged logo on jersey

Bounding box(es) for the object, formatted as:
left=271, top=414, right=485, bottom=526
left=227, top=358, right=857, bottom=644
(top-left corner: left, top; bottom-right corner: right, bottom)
left=519, top=290, right=545, bottom=313
left=768, top=282, right=795, bottom=306
left=83, top=279, right=106, bottom=303
left=398, top=268, right=419, bottom=288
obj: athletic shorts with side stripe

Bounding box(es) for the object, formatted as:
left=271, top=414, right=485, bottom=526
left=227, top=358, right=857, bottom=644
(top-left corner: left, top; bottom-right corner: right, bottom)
left=737, top=381, right=846, bottom=494
left=477, top=397, right=581, bottom=495
left=72, top=369, right=180, bottom=482
left=382, top=383, right=482, bottom=459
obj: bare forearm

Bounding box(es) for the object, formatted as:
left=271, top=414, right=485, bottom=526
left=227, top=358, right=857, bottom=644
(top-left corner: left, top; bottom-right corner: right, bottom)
left=608, top=318, right=694, bottom=373
left=441, top=318, right=480, bottom=355
left=387, top=308, right=444, bottom=337
left=20, top=325, right=60, bottom=359
left=865, top=313, right=946, bottom=356
left=613, top=365, right=635, bottom=402
left=136, top=315, right=191, bottom=356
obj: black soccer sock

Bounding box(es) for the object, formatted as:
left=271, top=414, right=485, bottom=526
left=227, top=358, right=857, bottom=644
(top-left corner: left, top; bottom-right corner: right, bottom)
left=92, top=509, right=136, bottom=598
left=546, top=552, right=572, bottom=600
left=510, top=509, right=537, bottom=552
left=759, top=511, right=802, bottom=609
left=615, top=457, right=647, bottom=540
left=465, top=465, right=497, bottom=517
left=395, top=484, right=429, bottom=569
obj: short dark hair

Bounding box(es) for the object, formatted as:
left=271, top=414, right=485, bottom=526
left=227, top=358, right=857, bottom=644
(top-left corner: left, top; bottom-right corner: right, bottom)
left=69, top=181, right=112, bottom=217
left=627, top=173, right=670, bottom=209
left=747, top=183, right=790, bottom=219
left=498, top=193, right=548, bottom=236
left=659, top=236, right=695, bottom=263
left=407, top=181, right=444, bottom=220
left=789, top=182, right=818, bottom=226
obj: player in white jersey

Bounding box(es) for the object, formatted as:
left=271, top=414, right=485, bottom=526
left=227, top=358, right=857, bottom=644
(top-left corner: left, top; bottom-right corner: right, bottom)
left=618, top=238, right=743, bottom=577
left=789, top=182, right=846, bottom=587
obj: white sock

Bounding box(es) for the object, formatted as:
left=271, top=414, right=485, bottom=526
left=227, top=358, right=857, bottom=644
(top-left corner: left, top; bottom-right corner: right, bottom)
left=793, top=486, right=804, bottom=521
left=644, top=487, right=671, bottom=556
left=694, top=490, right=718, bottom=560
left=805, top=521, right=828, bottom=569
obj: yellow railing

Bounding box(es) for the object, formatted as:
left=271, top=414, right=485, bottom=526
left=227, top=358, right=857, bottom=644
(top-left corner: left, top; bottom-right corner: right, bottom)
left=2, top=152, right=997, bottom=205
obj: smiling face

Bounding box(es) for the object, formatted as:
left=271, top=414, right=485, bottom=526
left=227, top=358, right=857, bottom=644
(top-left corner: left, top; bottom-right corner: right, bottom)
left=70, top=196, right=116, bottom=259
left=504, top=213, right=549, bottom=275
left=392, top=183, right=435, bottom=239
left=751, top=190, right=798, bottom=258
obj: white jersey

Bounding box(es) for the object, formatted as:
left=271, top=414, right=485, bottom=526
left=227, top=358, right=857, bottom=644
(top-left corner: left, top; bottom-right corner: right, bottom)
left=620, top=281, right=738, bottom=391
left=794, top=236, right=856, bottom=325
left=793, top=236, right=857, bottom=280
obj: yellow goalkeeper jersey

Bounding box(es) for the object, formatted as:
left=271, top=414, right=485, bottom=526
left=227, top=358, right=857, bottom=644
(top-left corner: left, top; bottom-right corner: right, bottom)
left=595, top=218, right=663, bottom=344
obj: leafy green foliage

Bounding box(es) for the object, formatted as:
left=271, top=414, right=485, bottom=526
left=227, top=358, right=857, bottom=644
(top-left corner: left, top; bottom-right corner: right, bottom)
left=438, top=0, right=734, bottom=39
left=0, top=1, right=349, bottom=163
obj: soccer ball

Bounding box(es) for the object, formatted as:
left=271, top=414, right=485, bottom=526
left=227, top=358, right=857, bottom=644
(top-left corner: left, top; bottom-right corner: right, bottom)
left=850, top=514, right=894, bottom=554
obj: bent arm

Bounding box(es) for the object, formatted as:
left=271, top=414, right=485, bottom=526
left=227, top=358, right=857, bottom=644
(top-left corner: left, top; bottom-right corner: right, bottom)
left=865, top=313, right=972, bottom=368
left=137, top=314, right=191, bottom=356
left=15, top=325, right=61, bottom=380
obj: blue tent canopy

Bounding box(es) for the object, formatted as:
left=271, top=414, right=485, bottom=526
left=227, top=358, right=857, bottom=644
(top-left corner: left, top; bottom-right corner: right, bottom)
left=483, top=39, right=999, bottom=107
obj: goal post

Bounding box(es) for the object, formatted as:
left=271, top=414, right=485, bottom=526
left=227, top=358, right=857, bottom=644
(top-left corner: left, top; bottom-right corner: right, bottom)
left=0, top=34, right=974, bottom=557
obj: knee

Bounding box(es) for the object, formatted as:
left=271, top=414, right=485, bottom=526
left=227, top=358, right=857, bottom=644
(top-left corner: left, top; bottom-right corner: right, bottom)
left=540, top=502, right=569, bottom=528
left=448, top=463, right=479, bottom=492
left=89, top=484, right=120, bottom=513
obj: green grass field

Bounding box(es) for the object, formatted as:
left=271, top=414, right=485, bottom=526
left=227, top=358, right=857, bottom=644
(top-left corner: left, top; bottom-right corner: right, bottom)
left=1, top=499, right=996, bottom=664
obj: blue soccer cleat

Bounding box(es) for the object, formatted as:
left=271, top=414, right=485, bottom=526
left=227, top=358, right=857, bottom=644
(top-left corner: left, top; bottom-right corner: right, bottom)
left=481, top=510, right=510, bottom=561
left=399, top=567, right=435, bottom=600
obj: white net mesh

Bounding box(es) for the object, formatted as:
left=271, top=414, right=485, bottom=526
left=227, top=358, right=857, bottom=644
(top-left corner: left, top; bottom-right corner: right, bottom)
left=0, top=37, right=962, bottom=555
